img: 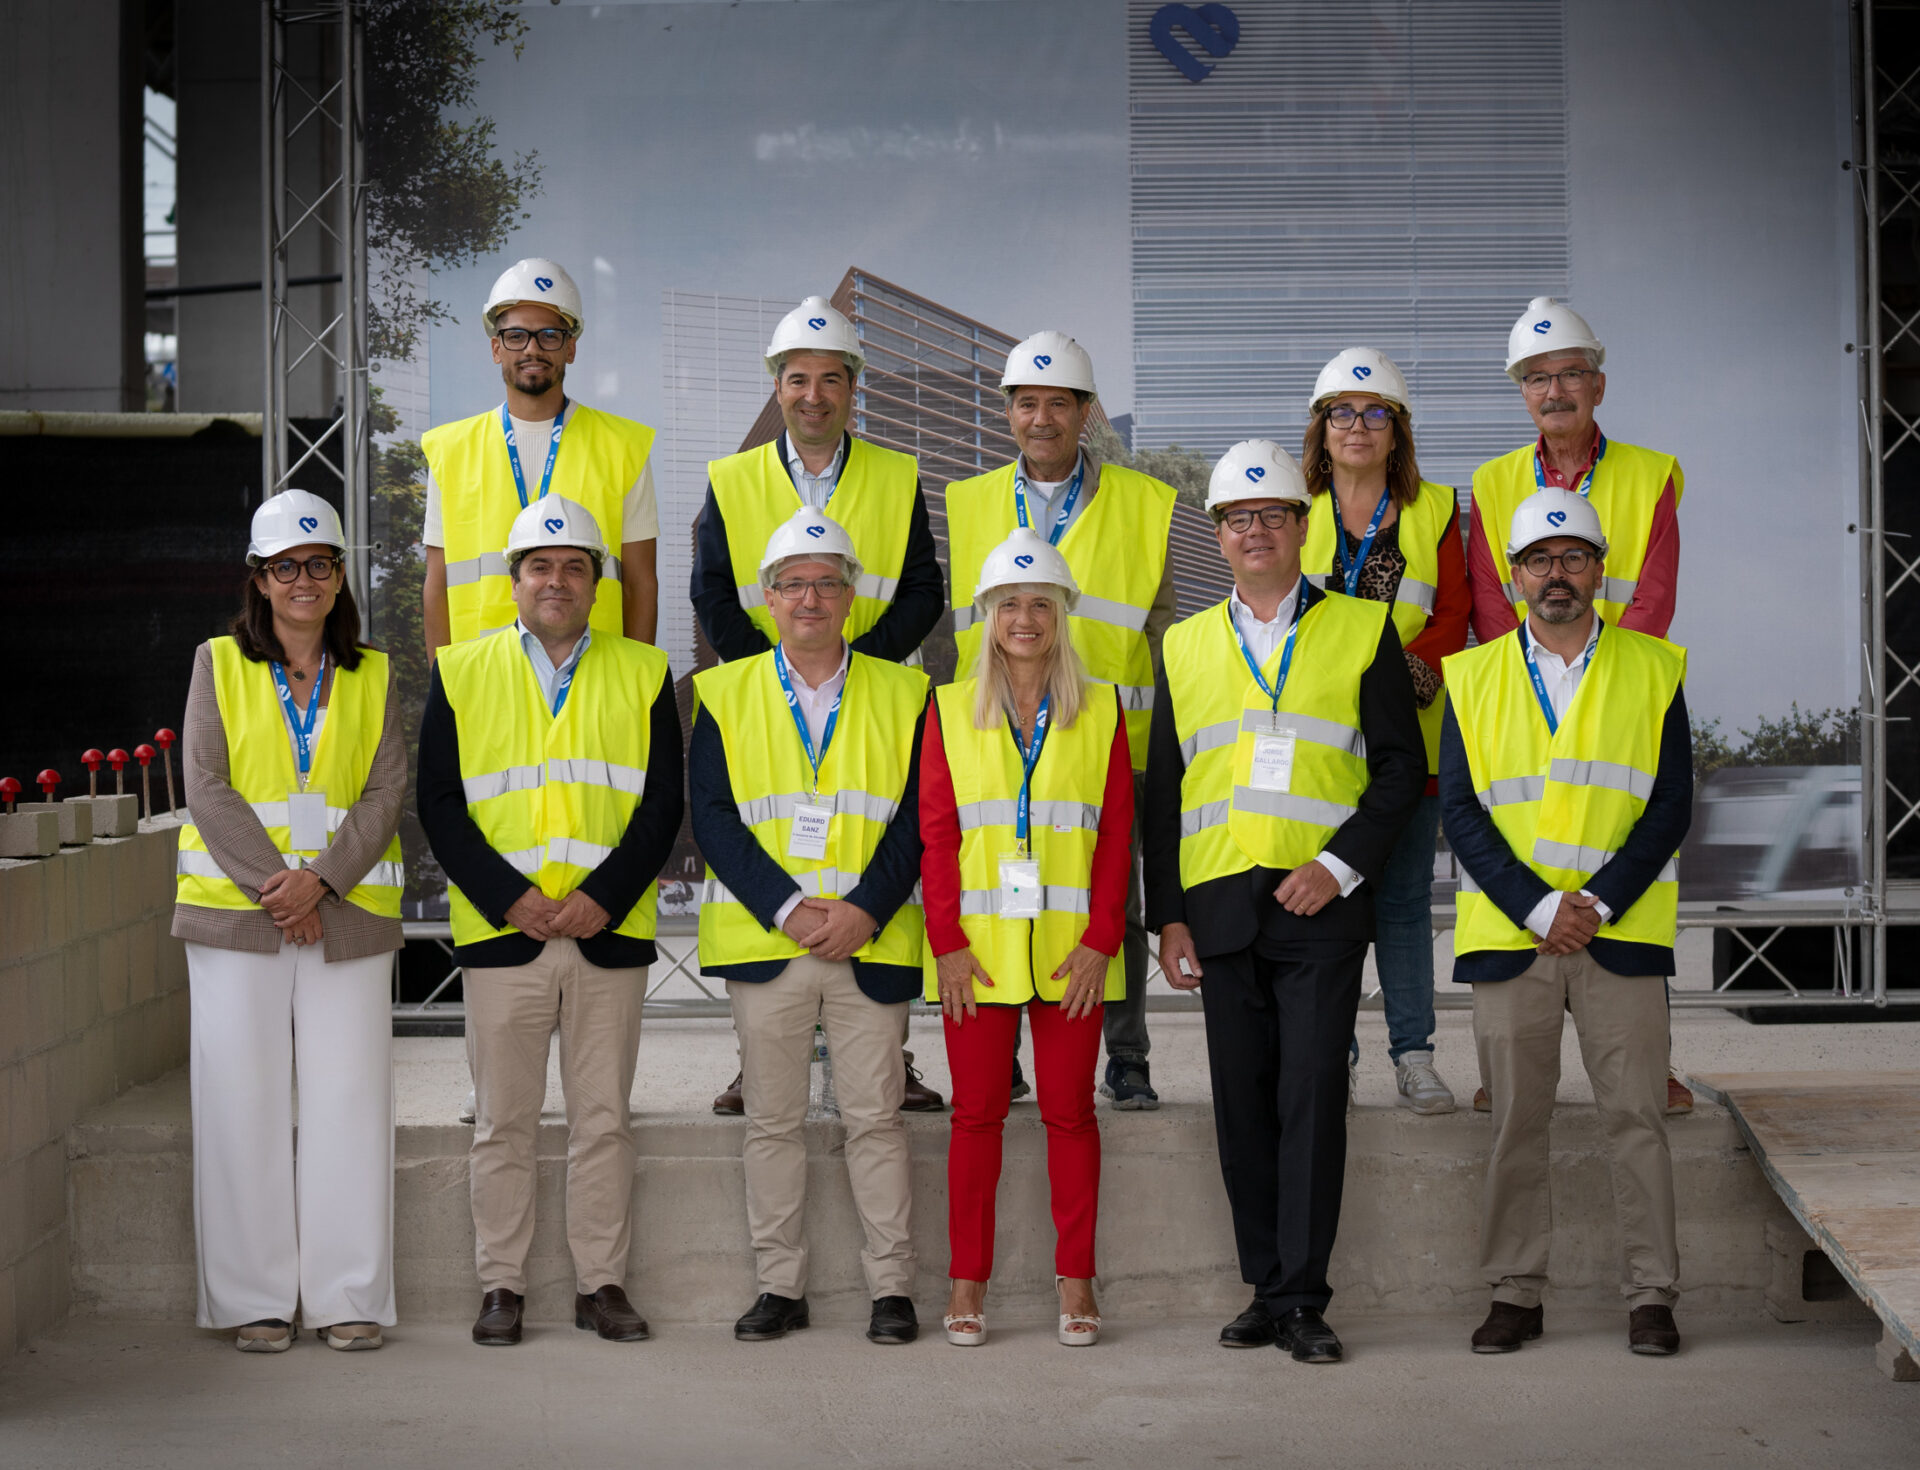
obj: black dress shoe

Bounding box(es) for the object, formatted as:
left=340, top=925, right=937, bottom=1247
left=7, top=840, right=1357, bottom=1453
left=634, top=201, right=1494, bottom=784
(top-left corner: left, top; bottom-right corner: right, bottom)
left=1471, top=1301, right=1543, bottom=1353
left=1628, top=1304, right=1680, bottom=1356
left=734, top=1292, right=810, bottom=1341
left=868, top=1295, right=918, bottom=1344
left=472, top=1288, right=524, bottom=1346
left=1274, top=1305, right=1342, bottom=1363
left=575, top=1284, right=651, bottom=1342
left=1219, top=1298, right=1277, bottom=1348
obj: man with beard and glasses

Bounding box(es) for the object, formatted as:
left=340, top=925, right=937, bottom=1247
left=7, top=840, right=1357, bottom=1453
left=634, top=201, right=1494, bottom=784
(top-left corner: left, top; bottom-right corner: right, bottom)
left=1465, top=297, right=1693, bottom=1116
left=1439, top=487, right=1692, bottom=1359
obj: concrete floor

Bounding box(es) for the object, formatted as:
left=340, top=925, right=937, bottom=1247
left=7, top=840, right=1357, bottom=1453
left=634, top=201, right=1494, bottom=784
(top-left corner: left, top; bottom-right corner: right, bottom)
left=2, top=1313, right=1914, bottom=1469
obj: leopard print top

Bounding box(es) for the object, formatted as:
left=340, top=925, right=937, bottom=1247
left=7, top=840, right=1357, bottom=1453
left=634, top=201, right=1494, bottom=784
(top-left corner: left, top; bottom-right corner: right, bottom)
left=1334, top=519, right=1441, bottom=709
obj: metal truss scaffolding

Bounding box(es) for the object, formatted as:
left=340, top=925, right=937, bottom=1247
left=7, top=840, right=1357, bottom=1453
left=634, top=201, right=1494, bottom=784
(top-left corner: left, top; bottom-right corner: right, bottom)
left=261, top=2, right=370, bottom=609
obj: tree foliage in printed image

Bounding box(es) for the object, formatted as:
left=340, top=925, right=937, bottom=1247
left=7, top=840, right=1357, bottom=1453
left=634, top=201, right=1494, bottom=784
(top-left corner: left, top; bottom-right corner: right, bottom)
left=1690, top=703, right=1861, bottom=783
left=364, top=0, right=541, bottom=362
left=1087, top=423, right=1212, bottom=508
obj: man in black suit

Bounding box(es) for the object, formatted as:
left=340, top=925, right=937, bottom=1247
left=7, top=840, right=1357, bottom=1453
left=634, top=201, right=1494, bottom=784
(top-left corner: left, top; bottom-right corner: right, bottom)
left=1147, top=439, right=1425, bottom=1363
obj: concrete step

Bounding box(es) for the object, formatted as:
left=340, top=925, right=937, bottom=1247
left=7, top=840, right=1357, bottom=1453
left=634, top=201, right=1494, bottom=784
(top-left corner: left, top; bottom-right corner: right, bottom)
left=69, top=1061, right=1792, bottom=1327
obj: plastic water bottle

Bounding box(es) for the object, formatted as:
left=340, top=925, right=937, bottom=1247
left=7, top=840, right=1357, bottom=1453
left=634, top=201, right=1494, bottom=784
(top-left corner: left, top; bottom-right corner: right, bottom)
left=806, top=1023, right=839, bottom=1120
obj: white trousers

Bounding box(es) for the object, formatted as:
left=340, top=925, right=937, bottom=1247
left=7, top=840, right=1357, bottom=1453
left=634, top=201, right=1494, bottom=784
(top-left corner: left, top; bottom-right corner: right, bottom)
left=186, top=940, right=396, bottom=1329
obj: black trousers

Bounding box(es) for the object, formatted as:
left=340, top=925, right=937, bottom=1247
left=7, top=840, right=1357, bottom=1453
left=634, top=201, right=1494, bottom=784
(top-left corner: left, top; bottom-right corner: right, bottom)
left=1198, top=936, right=1366, bottom=1314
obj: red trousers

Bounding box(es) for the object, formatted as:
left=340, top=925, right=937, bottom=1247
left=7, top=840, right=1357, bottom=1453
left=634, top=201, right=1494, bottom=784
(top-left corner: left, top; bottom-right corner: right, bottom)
left=943, top=1000, right=1104, bottom=1281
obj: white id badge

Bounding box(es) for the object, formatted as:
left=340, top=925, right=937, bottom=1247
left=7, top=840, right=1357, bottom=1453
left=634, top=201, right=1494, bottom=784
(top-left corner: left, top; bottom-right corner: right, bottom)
left=787, top=803, right=833, bottom=862
left=287, top=791, right=330, bottom=851
left=998, top=856, right=1042, bottom=919
left=1249, top=728, right=1297, bottom=793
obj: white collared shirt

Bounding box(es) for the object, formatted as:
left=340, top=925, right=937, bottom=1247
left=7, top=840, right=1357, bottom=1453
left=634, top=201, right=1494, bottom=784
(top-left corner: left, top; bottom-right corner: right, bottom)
left=515, top=618, right=591, bottom=711
left=785, top=433, right=848, bottom=511
left=1519, top=617, right=1612, bottom=936
left=771, top=641, right=852, bottom=932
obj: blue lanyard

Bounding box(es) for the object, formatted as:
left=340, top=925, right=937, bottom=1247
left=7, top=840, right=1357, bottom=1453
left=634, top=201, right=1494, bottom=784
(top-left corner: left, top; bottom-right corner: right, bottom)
left=500, top=397, right=570, bottom=509
left=1332, top=489, right=1391, bottom=597
left=1227, top=586, right=1309, bottom=712
left=269, top=652, right=326, bottom=780
left=1007, top=694, right=1051, bottom=850
left=774, top=644, right=843, bottom=794
left=550, top=662, right=576, bottom=717
left=1013, top=456, right=1085, bottom=547
left=1518, top=622, right=1599, bottom=735
left=1533, top=431, right=1608, bottom=499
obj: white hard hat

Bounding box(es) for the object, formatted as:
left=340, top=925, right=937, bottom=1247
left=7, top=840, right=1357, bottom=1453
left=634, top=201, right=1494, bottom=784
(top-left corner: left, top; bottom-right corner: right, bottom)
left=1310, top=347, right=1410, bottom=413
left=764, top=296, right=865, bottom=378
left=505, top=494, right=606, bottom=570
left=1001, top=330, right=1097, bottom=399
left=758, top=506, right=865, bottom=588
left=1205, top=440, right=1310, bottom=517
left=248, top=489, right=344, bottom=565
left=1505, top=296, right=1605, bottom=382
left=1504, top=487, right=1609, bottom=559
left=972, top=526, right=1080, bottom=614
left=484, top=257, right=585, bottom=339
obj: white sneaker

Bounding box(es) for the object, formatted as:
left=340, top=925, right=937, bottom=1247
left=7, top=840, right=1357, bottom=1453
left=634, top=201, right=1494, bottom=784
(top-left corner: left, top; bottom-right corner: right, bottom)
left=459, top=1089, right=476, bottom=1124
left=1394, top=1051, right=1456, bottom=1115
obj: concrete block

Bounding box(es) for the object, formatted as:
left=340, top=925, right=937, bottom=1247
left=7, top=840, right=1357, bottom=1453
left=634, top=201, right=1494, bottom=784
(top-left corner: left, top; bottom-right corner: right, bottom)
left=73, top=795, right=138, bottom=840
left=9, top=1052, right=49, bottom=1164
left=14, top=1228, right=66, bottom=1349
left=0, top=964, right=27, bottom=1069
left=114, top=1008, right=163, bottom=1091
left=45, top=1038, right=80, bottom=1141
left=0, top=858, right=47, bottom=960
left=1878, top=1327, right=1919, bottom=1381
left=155, top=933, right=188, bottom=998
left=28, top=1138, right=66, bottom=1240
left=77, top=1026, right=115, bottom=1116
left=25, top=955, right=65, bottom=1055
left=0, top=1263, right=15, bottom=1355
left=106, top=836, right=146, bottom=926
left=0, top=811, right=60, bottom=859
left=1763, top=1216, right=1873, bottom=1323
left=123, top=917, right=156, bottom=1009
left=0, top=1155, right=23, bottom=1265
left=17, top=800, right=91, bottom=847
left=63, top=937, right=103, bottom=1036
left=100, top=925, right=136, bottom=1017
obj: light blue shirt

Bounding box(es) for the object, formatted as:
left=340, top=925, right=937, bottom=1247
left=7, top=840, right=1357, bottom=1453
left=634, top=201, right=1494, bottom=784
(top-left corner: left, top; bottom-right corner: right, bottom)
left=515, top=618, right=591, bottom=711
left=784, top=432, right=848, bottom=511
left=1019, top=450, right=1090, bottom=540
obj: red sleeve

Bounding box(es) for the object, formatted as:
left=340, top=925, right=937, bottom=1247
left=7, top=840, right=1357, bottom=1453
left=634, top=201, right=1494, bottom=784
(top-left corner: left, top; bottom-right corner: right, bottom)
left=1466, top=495, right=1519, bottom=643
left=1406, top=503, right=1471, bottom=673
left=1080, top=709, right=1135, bottom=958
left=1615, top=478, right=1679, bottom=638
left=916, top=700, right=970, bottom=957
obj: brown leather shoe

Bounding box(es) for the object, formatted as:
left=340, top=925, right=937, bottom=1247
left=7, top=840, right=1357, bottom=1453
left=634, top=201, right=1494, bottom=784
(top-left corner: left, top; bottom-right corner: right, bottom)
left=1666, top=1072, right=1694, bottom=1115
left=575, top=1284, right=650, bottom=1342
left=713, top=1070, right=744, bottom=1115
left=1471, top=1301, right=1543, bottom=1353
left=1472, top=1086, right=1492, bottom=1113
left=901, top=1050, right=945, bottom=1112
left=1628, top=1304, right=1680, bottom=1355
left=472, top=1288, right=523, bottom=1346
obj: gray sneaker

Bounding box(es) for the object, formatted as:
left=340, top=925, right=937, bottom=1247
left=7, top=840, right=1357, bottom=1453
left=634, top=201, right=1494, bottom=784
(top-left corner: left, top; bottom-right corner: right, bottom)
left=1394, top=1051, right=1456, bottom=1115
left=1100, top=1058, right=1160, bottom=1110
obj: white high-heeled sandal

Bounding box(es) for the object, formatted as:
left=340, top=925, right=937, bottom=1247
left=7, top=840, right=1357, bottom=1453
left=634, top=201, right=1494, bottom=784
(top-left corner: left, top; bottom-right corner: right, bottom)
left=944, top=1282, right=987, bottom=1345
left=1056, top=1275, right=1101, bottom=1346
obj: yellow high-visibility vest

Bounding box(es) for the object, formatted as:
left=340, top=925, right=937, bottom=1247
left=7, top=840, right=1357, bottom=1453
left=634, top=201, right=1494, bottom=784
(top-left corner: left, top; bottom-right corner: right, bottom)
left=1442, top=624, right=1686, bottom=955
left=708, top=436, right=919, bottom=646
left=945, top=460, right=1174, bottom=771
left=923, top=680, right=1125, bottom=1005
left=694, top=649, right=927, bottom=970
left=423, top=404, right=655, bottom=644
left=436, top=627, right=668, bottom=946
left=1163, top=590, right=1386, bottom=889
left=1302, top=479, right=1457, bottom=775
left=175, top=638, right=402, bottom=917
left=1471, top=438, right=1681, bottom=626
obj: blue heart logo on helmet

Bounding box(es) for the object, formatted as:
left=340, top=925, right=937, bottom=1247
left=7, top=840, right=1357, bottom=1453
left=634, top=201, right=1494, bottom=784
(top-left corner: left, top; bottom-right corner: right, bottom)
left=1033, top=354, right=1052, bottom=368
left=1245, top=465, right=1266, bottom=483
left=298, top=516, right=318, bottom=533
left=807, top=317, right=826, bottom=330
left=804, top=523, right=827, bottom=539
left=1352, top=365, right=1371, bottom=380
left=534, top=277, right=554, bottom=292
left=1532, top=319, right=1551, bottom=335
left=544, top=517, right=564, bottom=534
left=1014, top=554, right=1035, bottom=569
left=1546, top=510, right=1567, bottom=527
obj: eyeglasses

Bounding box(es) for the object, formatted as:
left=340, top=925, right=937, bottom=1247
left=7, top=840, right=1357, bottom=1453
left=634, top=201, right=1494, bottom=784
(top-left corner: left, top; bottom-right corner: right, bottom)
left=1516, top=548, right=1596, bottom=577
left=1519, top=368, right=1595, bottom=395
left=262, top=555, right=341, bottom=584
left=770, top=577, right=851, bottom=602
left=1217, top=505, right=1299, bottom=533
left=497, top=326, right=572, bottom=352
left=1325, top=404, right=1393, bottom=430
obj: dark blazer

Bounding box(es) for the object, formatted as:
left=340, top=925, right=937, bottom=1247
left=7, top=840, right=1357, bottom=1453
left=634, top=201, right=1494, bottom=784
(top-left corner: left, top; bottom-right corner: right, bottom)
left=690, top=431, right=946, bottom=665
left=1438, top=675, right=1692, bottom=982
left=689, top=699, right=927, bottom=1003
left=417, top=650, right=685, bottom=970
left=1144, top=585, right=1427, bottom=954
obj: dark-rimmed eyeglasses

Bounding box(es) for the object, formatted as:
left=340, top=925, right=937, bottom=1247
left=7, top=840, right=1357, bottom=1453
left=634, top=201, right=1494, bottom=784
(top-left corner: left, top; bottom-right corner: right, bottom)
left=262, top=555, right=341, bottom=584
left=1516, top=548, right=1596, bottom=577
left=1325, top=404, right=1393, bottom=430
left=497, top=326, right=572, bottom=352
left=769, top=577, right=851, bottom=602
left=1216, top=505, right=1299, bottom=533
left=1519, top=368, right=1595, bottom=395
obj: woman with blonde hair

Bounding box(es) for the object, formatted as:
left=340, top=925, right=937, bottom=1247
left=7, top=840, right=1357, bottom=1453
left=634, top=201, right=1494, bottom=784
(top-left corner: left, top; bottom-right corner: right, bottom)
left=919, top=526, right=1133, bottom=1347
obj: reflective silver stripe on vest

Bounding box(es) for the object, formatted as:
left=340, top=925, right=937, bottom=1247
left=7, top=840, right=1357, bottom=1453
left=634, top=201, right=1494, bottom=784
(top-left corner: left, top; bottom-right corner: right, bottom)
left=1095, top=678, right=1155, bottom=713
left=953, top=798, right=1101, bottom=833
left=703, top=868, right=866, bottom=906
left=1396, top=577, right=1437, bottom=615
left=245, top=800, right=353, bottom=831
left=360, top=861, right=405, bottom=888
left=1500, top=577, right=1519, bottom=607
left=501, top=845, right=544, bottom=876
left=548, top=836, right=613, bottom=869
left=548, top=757, right=648, bottom=797
left=1458, top=868, right=1481, bottom=893
left=1232, top=785, right=1359, bottom=829
left=463, top=764, right=545, bottom=804
left=1548, top=757, right=1654, bottom=802
left=1073, top=593, right=1150, bottom=634
left=1476, top=774, right=1546, bottom=811
left=735, top=789, right=898, bottom=829
left=451, top=552, right=620, bottom=586
left=958, top=884, right=1092, bottom=917
left=1179, top=799, right=1231, bottom=839
left=1179, top=718, right=1241, bottom=765
left=1240, top=708, right=1365, bottom=760
left=175, top=848, right=400, bottom=888
left=952, top=605, right=980, bottom=632
left=1459, top=857, right=1673, bottom=896
left=1532, top=838, right=1614, bottom=872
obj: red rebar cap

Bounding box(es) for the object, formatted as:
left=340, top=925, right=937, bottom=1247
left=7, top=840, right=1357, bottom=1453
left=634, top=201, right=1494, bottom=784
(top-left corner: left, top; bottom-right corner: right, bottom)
left=155, top=728, right=177, bottom=749
left=107, top=749, right=129, bottom=771
left=135, top=744, right=156, bottom=766
left=82, top=748, right=104, bottom=771
left=36, top=769, right=60, bottom=796
left=0, top=778, right=20, bottom=801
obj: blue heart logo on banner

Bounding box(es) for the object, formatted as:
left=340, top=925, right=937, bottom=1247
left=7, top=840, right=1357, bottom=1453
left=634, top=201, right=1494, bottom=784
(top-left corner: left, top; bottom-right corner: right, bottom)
left=298, top=516, right=318, bottom=533
left=804, top=523, right=827, bottom=538
left=1033, top=354, right=1052, bottom=368
left=1353, top=365, right=1371, bottom=380
left=535, top=277, right=554, bottom=292
left=1015, top=554, right=1035, bottom=569
left=1245, top=465, right=1265, bottom=482
left=544, top=517, right=564, bottom=534
left=1532, top=319, right=1551, bottom=335
left=807, top=317, right=826, bottom=330
left=1547, top=510, right=1567, bottom=527
left=1149, top=4, right=1241, bottom=84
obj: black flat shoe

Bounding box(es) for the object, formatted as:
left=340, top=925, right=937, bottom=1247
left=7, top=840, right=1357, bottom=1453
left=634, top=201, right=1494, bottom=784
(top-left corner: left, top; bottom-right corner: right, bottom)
left=1274, top=1305, right=1342, bottom=1363
left=575, top=1284, right=650, bottom=1342
left=867, top=1295, right=918, bottom=1344
left=472, top=1288, right=524, bottom=1346
left=1219, top=1298, right=1277, bottom=1348
left=734, top=1292, right=810, bottom=1341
